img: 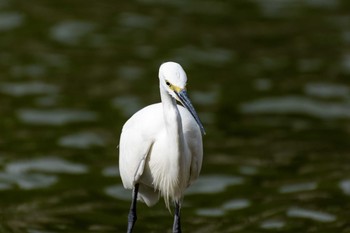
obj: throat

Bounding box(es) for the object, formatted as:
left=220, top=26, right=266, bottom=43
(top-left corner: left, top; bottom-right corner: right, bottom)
left=160, top=86, right=184, bottom=139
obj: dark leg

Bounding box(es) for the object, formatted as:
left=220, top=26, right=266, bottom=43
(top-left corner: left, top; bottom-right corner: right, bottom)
left=127, top=183, right=139, bottom=233
left=172, top=201, right=182, bottom=233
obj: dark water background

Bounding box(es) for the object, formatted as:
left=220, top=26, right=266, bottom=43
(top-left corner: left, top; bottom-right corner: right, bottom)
left=1, top=0, right=350, bottom=232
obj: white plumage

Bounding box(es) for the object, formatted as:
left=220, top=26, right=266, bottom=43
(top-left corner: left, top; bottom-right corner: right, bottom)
left=118, top=61, right=205, bottom=233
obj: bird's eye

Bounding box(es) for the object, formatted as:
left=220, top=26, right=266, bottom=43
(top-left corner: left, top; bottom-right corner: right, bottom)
left=165, top=81, right=171, bottom=86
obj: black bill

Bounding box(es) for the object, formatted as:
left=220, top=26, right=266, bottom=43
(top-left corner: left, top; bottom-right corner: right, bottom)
left=175, top=89, right=206, bottom=135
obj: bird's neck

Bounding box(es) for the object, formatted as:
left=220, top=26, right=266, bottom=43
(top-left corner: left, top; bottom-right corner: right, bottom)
left=159, top=85, right=188, bottom=201
left=160, top=85, right=185, bottom=156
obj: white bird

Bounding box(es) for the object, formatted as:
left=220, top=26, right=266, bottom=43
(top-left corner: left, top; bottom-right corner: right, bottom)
left=119, top=62, right=205, bottom=233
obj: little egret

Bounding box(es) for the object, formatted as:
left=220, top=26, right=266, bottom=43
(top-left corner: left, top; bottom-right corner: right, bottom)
left=119, top=62, right=205, bottom=233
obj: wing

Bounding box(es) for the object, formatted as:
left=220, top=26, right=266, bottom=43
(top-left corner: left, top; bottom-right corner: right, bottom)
left=119, top=121, right=153, bottom=189
left=118, top=104, right=162, bottom=189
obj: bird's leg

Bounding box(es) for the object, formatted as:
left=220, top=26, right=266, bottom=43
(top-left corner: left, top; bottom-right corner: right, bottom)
left=127, top=183, right=139, bottom=233
left=172, top=201, right=182, bottom=233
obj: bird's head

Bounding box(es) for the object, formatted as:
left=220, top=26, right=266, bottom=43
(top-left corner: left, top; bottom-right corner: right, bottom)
left=159, top=61, right=187, bottom=101
left=159, top=61, right=206, bottom=135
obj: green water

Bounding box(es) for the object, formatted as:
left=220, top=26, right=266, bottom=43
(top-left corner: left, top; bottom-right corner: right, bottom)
left=1, top=0, right=350, bottom=232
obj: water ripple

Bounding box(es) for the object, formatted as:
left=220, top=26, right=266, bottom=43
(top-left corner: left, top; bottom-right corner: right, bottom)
left=238, top=166, right=258, bottom=175
left=50, top=21, right=95, bottom=45
left=0, top=182, right=11, bottom=190
left=0, top=12, right=23, bottom=31
left=222, top=199, right=250, bottom=210
left=28, top=229, right=55, bottom=233
left=252, top=0, right=297, bottom=18
left=260, top=219, right=285, bottom=229
left=58, top=132, right=106, bottom=149
left=102, top=166, right=119, bottom=177
left=0, top=172, right=57, bottom=190
left=173, top=46, right=234, bottom=66
left=342, top=53, right=350, bottom=74
left=196, top=198, right=250, bottom=217
left=304, top=82, right=349, bottom=99
left=118, top=12, right=155, bottom=29
left=1, top=157, right=87, bottom=190
left=17, top=108, right=97, bottom=125
left=105, top=185, right=130, bottom=201
left=196, top=208, right=224, bottom=217
left=0, top=82, right=59, bottom=97
left=339, top=179, right=350, bottom=195
left=5, top=157, right=88, bottom=174
left=287, top=207, right=336, bottom=222
left=186, top=175, right=244, bottom=195
left=241, top=96, right=350, bottom=119
left=279, top=182, right=317, bottom=194
left=305, top=0, right=338, bottom=8
left=11, top=64, right=46, bottom=77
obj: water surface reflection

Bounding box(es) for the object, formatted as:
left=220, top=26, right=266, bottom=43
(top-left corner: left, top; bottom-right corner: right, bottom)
left=1, top=0, right=349, bottom=232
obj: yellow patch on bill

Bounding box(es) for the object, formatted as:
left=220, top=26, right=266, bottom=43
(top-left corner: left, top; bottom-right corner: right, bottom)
left=171, top=85, right=182, bottom=93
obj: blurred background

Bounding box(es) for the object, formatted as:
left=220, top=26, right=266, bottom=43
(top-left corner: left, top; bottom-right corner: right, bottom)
left=1, top=0, right=350, bottom=232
